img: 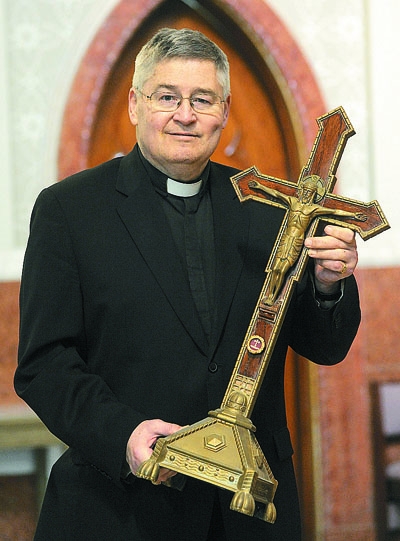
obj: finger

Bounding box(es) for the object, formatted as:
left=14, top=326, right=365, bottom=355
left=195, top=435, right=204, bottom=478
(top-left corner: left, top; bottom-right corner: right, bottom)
left=139, top=419, right=182, bottom=450
left=306, top=234, right=355, bottom=252
left=323, top=224, right=356, bottom=244
left=305, top=225, right=356, bottom=251
left=314, top=251, right=358, bottom=284
left=309, top=248, right=354, bottom=264
left=315, top=258, right=352, bottom=276
left=156, top=467, right=177, bottom=484
left=147, top=420, right=182, bottom=442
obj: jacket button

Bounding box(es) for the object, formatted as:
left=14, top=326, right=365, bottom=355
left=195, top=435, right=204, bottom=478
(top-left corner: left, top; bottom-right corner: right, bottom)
left=334, top=314, right=343, bottom=328
left=208, top=362, right=218, bottom=373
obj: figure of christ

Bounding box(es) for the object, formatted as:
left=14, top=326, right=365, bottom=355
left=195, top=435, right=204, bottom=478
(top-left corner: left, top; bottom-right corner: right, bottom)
left=248, top=175, right=368, bottom=305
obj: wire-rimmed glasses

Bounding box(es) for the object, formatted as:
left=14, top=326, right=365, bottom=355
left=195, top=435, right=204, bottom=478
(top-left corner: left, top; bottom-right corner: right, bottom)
left=137, top=89, right=225, bottom=114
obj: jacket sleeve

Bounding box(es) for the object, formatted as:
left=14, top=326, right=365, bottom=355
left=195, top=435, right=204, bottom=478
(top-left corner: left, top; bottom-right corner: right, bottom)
left=289, top=269, right=361, bottom=365
left=14, top=188, right=145, bottom=487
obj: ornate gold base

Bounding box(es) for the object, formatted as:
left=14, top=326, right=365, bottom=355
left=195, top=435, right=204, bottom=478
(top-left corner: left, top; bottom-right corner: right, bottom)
left=136, top=402, right=277, bottom=523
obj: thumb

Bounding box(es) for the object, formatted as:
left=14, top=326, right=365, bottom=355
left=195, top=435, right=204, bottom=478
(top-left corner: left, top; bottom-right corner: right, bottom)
left=155, top=420, right=182, bottom=437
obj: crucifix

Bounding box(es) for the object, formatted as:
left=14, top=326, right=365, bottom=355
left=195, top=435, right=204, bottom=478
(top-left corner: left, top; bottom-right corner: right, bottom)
left=136, top=106, right=390, bottom=522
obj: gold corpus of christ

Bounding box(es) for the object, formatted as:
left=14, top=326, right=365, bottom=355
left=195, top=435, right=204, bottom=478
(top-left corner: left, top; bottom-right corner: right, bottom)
left=135, top=107, right=390, bottom=522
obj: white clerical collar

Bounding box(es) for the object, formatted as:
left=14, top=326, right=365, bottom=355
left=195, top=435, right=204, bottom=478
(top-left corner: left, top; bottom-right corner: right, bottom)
left=167, top=177, right=202, bottom=197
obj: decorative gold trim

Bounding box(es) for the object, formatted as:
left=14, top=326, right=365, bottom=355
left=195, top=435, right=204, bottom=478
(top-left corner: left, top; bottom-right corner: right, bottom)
left=247, top=335, right=266, bottom=355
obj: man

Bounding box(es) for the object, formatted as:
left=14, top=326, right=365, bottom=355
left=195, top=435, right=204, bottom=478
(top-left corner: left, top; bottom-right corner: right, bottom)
left=15, top=28, right=361, bottom=540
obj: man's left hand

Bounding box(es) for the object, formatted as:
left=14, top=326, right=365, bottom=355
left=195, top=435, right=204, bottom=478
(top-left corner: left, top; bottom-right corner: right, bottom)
left=304, top=224, right=358, bottom=293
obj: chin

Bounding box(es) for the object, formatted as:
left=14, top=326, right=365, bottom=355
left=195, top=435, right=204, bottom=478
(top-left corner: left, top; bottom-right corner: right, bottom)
left=167, top=151, right=202, bottom=165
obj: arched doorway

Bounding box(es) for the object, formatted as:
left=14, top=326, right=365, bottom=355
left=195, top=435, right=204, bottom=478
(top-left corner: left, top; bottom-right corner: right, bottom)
left=58, top=1, right=326, bottom=537
left=58, top=0, right=325, bottom=179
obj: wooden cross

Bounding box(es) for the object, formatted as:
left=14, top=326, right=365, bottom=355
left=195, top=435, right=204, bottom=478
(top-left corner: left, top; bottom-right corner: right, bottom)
left=136, top=106, right=390, bottom=523
left=222, top=106, right=390, bottom=418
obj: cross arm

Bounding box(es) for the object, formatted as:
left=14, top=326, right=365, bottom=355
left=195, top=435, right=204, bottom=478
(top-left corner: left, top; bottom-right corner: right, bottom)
left=231, top=166, right=297, bottom=209
left=231, top=165, right=390, bottom=242
left=318, top=193, right=390, bottom=240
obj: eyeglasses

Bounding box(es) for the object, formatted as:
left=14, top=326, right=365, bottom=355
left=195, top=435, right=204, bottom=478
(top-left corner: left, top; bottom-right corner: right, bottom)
left=136, top=89, right=225, bottom=114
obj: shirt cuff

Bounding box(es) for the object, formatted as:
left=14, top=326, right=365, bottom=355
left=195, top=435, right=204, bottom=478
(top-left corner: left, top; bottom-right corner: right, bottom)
left=310, top=272, right=344, bottom=309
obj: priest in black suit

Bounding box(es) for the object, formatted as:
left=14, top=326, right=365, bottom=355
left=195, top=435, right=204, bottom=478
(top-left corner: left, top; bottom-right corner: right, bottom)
left=15, top=28, right=361, bottom=541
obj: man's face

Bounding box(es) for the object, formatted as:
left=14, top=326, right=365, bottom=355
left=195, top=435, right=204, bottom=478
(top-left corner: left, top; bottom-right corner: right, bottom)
left=129, top=58, right=231, bottom=180
left=300, top=186, right=316, bottom=203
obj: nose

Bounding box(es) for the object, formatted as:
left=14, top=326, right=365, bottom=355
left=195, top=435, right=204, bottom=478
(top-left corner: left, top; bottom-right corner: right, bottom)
left=173, top=98, right=196, bottom=122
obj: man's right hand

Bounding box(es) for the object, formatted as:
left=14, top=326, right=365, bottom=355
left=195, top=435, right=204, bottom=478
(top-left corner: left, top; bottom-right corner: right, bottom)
left=126, top=419, right=182, bottom=483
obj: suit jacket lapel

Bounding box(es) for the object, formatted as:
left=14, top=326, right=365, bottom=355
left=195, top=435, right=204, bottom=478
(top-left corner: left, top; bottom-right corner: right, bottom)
left=115, top=150, right=208, bottom=354
left=209, top=164, right=249, bottom=355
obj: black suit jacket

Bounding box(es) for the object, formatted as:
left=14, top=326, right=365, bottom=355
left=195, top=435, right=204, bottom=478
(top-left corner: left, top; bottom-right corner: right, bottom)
left=15, top=146, right=361, bottom=540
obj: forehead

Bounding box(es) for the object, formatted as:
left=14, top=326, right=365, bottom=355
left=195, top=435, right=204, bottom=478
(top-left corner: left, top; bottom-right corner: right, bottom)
left=145, top=58, right=221, bottom=92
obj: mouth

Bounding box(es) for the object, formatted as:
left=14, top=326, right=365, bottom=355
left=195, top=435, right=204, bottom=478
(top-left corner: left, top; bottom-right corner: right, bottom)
left=168, top=132, right=199, bottom=139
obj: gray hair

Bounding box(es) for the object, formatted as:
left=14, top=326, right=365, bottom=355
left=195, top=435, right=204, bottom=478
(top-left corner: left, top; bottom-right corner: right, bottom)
left=132, top=28, right=230, bottom=98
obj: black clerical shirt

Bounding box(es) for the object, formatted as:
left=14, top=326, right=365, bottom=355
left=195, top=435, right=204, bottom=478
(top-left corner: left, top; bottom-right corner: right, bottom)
left=137, top=148, right=216, bottom=341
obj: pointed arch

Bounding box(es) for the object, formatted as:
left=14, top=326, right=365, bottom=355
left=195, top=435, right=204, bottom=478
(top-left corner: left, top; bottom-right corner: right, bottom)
left=58, top=0, right=325, bottom=179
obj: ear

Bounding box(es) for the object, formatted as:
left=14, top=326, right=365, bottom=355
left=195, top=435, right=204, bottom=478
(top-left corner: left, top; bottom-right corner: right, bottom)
left=128, top=87, right=138, bottom=126
left=221, top=94, right=231, bottom=128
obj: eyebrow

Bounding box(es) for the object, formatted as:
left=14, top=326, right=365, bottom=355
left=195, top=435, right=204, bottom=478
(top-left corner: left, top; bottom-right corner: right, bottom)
left=153, top=84, right=218, bottom=96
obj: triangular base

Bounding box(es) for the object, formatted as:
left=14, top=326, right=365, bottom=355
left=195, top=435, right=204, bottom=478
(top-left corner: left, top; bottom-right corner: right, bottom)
left=136, top=406, right=277, bottom=523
